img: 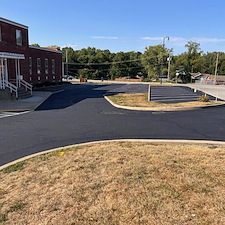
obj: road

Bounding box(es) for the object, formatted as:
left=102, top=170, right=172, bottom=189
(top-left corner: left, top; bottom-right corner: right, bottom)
left=0, top=83, right=225, bottom=166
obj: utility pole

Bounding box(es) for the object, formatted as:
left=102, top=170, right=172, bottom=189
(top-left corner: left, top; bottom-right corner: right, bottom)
left=160, top=36, right=169, bottom=84
left=167, top=52, right=171, bottom=80
left=66, top=49, right=69, bottom=76
left=214, top=52, right=219, bottom=84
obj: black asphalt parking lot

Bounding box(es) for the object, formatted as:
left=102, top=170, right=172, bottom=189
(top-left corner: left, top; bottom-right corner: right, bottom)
left=0, top=83, right=225, bottom=167
left=106, top=83, right=216, bottom=104
left=150, top=86, right=216, bottom=103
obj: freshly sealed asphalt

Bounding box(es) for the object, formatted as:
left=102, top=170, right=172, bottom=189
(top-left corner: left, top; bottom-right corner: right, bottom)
left=0, top=83, right=225, bottom=166
left=150, top=86, right=216, bottom=103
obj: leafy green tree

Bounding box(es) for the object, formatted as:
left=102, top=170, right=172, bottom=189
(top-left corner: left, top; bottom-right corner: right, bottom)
left=61, top=43, right=225, bottom=81
left=203, top=52, right=225, bottom=75
left=31, top=43, right=40, bottom=47
left=141, top=45, right=170, bottom=80
left=171, top=41, right=204, bottom=82
left=184, top=41, right=203, bottom=73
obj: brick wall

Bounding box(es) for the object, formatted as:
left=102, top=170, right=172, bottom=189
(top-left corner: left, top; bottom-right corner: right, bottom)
left=0, top=19, right=29, bottom=81
left=0, top=20, right=29, bottom=52
left=0, top=18, right=62, bottom=84
left=28, top=47, right=62, bottom=84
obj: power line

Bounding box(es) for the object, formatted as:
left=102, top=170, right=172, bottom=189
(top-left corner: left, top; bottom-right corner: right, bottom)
left=68, top=65, right=145, bottom=73
left=63, top=54, right=166, bottom=66
left=64, top=58, right=142, bottom=66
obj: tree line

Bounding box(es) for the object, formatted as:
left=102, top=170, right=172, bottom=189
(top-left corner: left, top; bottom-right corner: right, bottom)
left=62, top=41, right=225, bottom=81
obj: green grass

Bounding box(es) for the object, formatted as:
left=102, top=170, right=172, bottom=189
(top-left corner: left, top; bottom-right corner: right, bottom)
left=2, top=161, right=25, bottom=173
left=8, top=201, right=27, bottom=213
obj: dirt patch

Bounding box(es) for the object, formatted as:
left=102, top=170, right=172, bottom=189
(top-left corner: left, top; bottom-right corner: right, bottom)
left=0, top=142, right=225, bottom=224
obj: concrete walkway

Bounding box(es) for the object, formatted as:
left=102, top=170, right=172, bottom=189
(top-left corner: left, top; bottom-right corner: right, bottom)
left=186, top=84, right=225, bottom=100
left=0, top=91, right=52, bottom=112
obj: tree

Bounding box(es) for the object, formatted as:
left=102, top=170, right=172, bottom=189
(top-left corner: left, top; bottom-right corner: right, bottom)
left=171, top=41, right=204, bottom=82
left=185, top=41, right=203, bottom=73
left=141, top=45, right=170, bottom=80
left=31, top=43, right=40, bottom=47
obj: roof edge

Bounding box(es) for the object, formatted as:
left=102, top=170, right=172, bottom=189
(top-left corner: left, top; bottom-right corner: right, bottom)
left=0, top=17, right=28, bottom=30
left=29, top=45, right=62, bottom=54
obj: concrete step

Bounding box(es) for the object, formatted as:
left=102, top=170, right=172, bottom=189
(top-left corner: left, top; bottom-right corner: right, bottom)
left=17, top=88, right=32, bottom=99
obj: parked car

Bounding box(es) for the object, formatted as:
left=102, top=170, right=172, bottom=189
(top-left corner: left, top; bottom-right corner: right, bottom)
left=63, top=75, right=74, bottom=80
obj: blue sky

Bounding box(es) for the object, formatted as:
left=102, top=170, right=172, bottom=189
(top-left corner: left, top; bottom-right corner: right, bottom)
left=1, top=0, right=225, bottom=55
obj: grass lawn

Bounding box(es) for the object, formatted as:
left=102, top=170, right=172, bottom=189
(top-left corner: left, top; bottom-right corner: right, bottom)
left=0, top=141, right=225, bottom=224
left=107, top=93, right=223, bottom=108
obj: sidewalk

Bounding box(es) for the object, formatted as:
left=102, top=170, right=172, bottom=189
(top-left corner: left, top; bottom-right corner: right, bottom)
left=187, top=84, right=225, bottom=101
left=0, top=91, right=52, bottom=112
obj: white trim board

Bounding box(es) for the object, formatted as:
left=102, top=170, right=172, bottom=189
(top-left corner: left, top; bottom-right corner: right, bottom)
left=0, top=52, right=25, bottom=59
left=0, top=17, right=28, bottom=30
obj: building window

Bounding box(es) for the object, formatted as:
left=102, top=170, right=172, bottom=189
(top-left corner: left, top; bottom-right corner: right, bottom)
left=0, top=26, right=2, bottom=41
left=16, top=29, right=22, bottom=45
left=52, top=59, right=55, bottom=74
left=37, top=58, right=41, bottom=74
left=29, top=57, right=32, bottom=75
left=45, top=59, right=48, bottom=74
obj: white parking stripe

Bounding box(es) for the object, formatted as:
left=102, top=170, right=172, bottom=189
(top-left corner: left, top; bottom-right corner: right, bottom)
left=151, top=95, right=198, bottom=99
left=154, top=98, right=198, bottom=102
left=0, top=111, right=30, bottom=119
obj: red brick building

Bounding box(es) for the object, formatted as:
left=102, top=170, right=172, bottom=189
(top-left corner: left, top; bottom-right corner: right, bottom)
left=0, top=17, right=62, bottom=98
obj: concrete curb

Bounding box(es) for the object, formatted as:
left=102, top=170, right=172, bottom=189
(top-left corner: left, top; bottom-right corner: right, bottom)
left=1, top=139, right=225, bottom=171
left=104, top=95, right=225, bottom=112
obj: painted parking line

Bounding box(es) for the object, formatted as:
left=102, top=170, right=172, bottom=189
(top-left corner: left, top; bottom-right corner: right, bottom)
left=0, top=111, right=30, bottom=119
left=154, top=98, right=198, bottom=103
left=150, top=86, right=216, bottom=103
left=151, top=95, right=199, bottom=99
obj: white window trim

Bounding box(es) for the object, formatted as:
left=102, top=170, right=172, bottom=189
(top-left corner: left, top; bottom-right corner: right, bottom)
left=45, top=59, right=48, bottom=74
left=52, top=59, right=55, bottom=74
left=16, top=29, right=22, bottom=46
left=29, top=57, right=32, bottom=75
left=37, top=58, right=41, bottom=74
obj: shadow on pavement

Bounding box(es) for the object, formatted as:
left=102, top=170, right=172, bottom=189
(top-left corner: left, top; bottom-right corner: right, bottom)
left=35, top=83, right=125, bottom=111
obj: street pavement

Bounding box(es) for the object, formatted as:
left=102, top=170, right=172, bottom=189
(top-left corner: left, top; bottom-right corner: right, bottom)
left=0, top=83, right=225, bottom=166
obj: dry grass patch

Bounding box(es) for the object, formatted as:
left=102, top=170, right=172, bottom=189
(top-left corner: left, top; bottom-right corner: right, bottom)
left=107, top=93, right=223, bottom=108
left=0, top=142, right=225, bottom=224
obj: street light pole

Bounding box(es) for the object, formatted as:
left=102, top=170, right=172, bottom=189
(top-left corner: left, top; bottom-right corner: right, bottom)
left=163, top=36, right=169, bottom=49
left=66, top=48, right=68, bottom=76
left=160, top=36, right=169, bottom=84
left=167, top=52, right=171, bottom=80
left=214, top=52, right=219, bottom=84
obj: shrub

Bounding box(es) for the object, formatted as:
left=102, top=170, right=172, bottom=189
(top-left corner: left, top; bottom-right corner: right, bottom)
left=198, top=94, right=210, bottom=102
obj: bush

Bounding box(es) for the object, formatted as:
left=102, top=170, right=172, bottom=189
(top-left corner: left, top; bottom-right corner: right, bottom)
left=198, top=94, right=210, bottom=102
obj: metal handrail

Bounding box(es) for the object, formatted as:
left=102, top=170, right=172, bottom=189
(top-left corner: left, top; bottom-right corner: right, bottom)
left=3, top=80, right=18, bottom=98
left=1, top=78, right=33, bottom=99
left=20, top=79, right=33, bottom=95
